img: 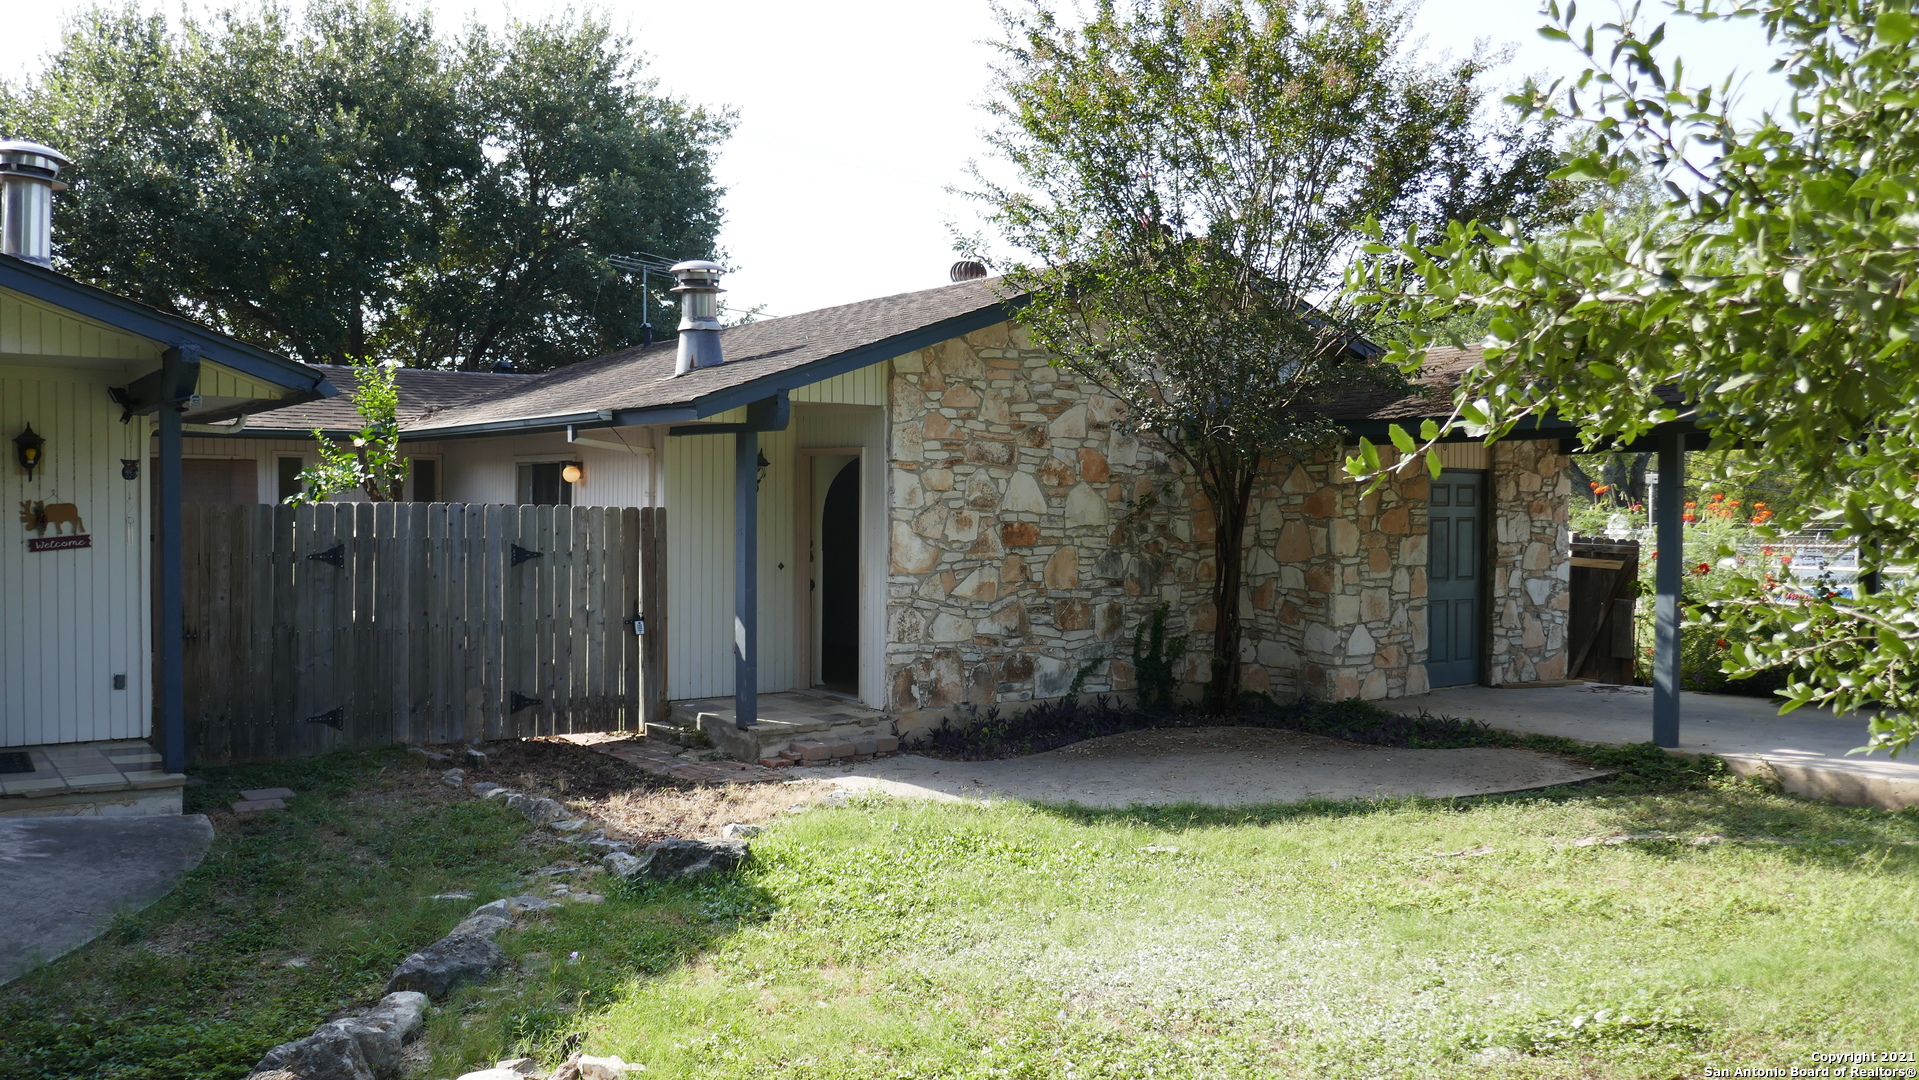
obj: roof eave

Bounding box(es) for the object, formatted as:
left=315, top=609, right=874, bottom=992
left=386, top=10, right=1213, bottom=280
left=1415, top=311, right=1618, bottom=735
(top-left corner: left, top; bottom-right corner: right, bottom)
left=0, top=257, right=337, bottom=401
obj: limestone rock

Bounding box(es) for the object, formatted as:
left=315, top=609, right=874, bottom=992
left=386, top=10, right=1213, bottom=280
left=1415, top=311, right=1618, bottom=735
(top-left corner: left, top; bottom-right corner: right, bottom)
left=605, top=838, right=750, bottom=882
left=517, top=797, right=569, bottom=825
left=250, top=992, right=426, bottom=1080
left=1043, top=546, right=1079, bottom=590
left=603, top=851, right=644, bottom=878
left=720, top=823, right=763, bottom=839
left=454, top=1071, right=528, bottom=1080
left=384, top=932, right=506, bottom=1000
left=1064, top=484, right=1109, bottom=526
left=1001, top=471, right=1047, bottom=513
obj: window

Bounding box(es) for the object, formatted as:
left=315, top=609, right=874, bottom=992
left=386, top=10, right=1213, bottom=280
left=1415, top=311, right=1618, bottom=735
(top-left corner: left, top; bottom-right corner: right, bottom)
left=276, top=456, right=305, bottom=503
left=515, top=462, right=574, bottom=506
left=411, top=458, right=439, bottom=503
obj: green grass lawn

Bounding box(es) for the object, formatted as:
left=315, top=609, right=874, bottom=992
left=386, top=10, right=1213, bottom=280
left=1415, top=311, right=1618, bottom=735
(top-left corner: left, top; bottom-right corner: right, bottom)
left=445, top=772, right=1919, bottom=1080
left=6, top=745, right=1916, bottom=1080
left=0, top=749, right=561, bottom=1080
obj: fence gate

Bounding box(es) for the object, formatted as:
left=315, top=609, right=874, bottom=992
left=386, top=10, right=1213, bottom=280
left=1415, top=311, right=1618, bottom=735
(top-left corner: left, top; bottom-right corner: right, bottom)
left=175, top=503, right=665, bottom=764
left=1567, top=535, right=1640, bottom=684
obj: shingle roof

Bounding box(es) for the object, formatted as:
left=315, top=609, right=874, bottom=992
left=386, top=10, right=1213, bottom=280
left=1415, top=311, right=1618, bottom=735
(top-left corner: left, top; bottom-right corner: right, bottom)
left=242, top=365, right=535, bottom=434
left=1328, top=346, right=1483, bottom=422
left=406, top=277, right=1016, bottom=436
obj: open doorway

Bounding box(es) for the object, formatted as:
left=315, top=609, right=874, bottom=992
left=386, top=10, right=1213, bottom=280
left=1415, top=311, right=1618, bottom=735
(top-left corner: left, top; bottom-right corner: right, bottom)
left=815, top=456, right=860, bottom=694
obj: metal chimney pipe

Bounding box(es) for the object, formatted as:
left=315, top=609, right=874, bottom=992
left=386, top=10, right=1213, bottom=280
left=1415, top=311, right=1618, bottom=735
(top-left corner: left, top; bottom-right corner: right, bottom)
left=0, top=140, right=71, bottom=268
left=670, top=259, right=726, bottom=375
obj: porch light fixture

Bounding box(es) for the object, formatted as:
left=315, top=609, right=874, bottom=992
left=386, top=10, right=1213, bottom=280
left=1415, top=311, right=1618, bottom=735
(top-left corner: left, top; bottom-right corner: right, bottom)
left=561, top=462, right=584, bottom=485
left=13, top=423, right=44, bottom=480
left=756, top=449, right=769, bottom=489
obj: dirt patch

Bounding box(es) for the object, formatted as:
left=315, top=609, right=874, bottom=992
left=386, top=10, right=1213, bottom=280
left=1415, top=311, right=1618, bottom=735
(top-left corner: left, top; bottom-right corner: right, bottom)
left=585, top=781, right=832, bottom=844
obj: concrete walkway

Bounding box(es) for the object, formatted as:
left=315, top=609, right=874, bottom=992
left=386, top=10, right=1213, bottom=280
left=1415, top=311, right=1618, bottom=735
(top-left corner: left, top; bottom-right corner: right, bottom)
left=813, top=726, right=1613, bottom=808
left=1397, top=684, right=1919, bottom=810
left=0, top=815, right=214, bottom=985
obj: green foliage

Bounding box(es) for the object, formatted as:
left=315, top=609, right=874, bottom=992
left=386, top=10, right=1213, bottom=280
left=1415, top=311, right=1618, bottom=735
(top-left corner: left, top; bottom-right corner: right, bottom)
left=971, top=0, right=1570, bottom=713
left=0, top=0, right=727, bottom=370
left=1350, top=0, right=1919, bottom=753
left=425, top=794, right=1919, bottom=1078
left=1131, top=604, right=1189, bottom=708
left=1065, top=654, right=1104, bottom=699
left=287, top=356, right=407, bottom=503
left=0, top=749, right=547, bottom=1080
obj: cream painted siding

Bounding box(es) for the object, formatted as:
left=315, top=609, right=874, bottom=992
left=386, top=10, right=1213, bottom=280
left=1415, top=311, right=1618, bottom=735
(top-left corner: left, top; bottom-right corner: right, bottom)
left=1, top=362, right=154, bottom=746
left=789, top=361, right=887, bottom=406
left=436, top=428, right=659, bottom=508
left=1435, top=441, right=1490, bottom=470
left=664, top=360, right=889, bottom=704
left=0, top=287, right=161, bottom=363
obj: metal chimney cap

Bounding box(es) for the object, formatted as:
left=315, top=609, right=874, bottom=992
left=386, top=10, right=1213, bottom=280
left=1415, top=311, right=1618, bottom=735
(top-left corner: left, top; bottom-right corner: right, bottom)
left=949, top=259, right=988, bottom=282
left=0, top=140, right=71, bottom=174
left=668, top=259, right=725, bottom=294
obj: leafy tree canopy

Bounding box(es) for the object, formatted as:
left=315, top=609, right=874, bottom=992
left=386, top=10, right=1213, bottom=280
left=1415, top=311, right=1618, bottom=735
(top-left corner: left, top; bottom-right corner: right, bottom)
left=1353, top=0, right=1919, bottom=752
left=0, top=0, right=729, bottom=371
left=971, top=0, right=1574, bottom=711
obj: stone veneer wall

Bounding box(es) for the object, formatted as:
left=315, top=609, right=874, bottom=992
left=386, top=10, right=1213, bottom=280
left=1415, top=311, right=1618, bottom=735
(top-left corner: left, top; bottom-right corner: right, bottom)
left=881, top=322, right=1437, bottom=729
left=1486, top=440, right=1573, bottom=684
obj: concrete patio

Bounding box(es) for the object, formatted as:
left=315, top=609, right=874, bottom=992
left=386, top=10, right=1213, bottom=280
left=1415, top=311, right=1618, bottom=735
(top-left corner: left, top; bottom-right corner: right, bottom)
left=1397, top=683, right=1919, bottom=810
left=0, top=814, right=214, bottom=985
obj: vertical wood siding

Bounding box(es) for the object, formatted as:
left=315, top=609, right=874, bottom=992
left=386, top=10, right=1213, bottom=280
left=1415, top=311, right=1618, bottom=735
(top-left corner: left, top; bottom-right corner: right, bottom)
left=664, top=359, right=890, bottom=703
left=0, top=288, right=161, bottom=361
left=1436, top=441, right=1490, bottom=470
left=1, top=363, right=153, bottom=746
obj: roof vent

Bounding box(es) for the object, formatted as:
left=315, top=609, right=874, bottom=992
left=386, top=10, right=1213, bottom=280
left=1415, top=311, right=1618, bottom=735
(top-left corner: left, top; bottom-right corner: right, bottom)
left=949, top=260, right=988, bottom=282
left=670, top=259, right=725, bottom=375
left=0, top=140, right=71, bottom=268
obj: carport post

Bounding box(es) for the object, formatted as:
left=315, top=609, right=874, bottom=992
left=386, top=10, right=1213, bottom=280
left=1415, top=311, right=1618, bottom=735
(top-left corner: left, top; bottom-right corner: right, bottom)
left=1653, top=428, right=1684, bottom=748
left=157, top=351, right=189, bottom=774
left=734, top=430, right=757, bottom=731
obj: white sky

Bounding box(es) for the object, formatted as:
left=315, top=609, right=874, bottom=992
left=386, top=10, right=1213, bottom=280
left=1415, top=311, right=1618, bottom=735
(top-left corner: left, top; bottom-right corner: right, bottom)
left=1, top=0, right=1785, bottom=319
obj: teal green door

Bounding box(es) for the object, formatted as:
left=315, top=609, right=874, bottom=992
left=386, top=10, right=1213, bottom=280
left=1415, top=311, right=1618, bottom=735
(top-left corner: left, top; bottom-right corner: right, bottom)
left=1427, top=470, right=1485, bottom=687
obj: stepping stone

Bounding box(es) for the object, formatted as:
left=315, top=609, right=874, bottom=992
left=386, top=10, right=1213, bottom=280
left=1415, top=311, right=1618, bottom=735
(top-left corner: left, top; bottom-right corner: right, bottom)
left=231, top=798, right=287, bottom=815
left=240, top=787, right=296, bottom=801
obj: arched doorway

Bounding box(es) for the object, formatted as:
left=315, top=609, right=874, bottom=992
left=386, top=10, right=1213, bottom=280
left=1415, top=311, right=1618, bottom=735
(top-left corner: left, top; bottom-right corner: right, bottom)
left=817, top=458, right=860, bottom=693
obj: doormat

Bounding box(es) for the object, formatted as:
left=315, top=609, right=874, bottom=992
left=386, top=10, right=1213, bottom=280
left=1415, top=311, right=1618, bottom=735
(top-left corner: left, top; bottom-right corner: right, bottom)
left=0, top=751, right=35, bottom=775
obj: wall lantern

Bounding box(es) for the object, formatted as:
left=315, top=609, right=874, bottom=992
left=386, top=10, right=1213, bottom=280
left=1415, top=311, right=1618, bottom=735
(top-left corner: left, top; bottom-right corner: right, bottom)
left=756, top=449, right=770, bottom=489
left=14, top=424, right=45, bottom=480
left=560, top=461, right=585, bottom=485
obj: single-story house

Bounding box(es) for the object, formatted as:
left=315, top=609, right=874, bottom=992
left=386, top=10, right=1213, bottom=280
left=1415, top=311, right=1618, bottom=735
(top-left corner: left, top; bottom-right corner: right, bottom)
left=1, top=139, right=336, bottom=811
left=205, top=262, right=1578, bottom=758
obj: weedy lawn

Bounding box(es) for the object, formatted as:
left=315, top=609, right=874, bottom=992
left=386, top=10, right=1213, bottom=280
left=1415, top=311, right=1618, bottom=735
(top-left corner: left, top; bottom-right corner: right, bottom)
left=440, top=761, right=1919, bottom=1080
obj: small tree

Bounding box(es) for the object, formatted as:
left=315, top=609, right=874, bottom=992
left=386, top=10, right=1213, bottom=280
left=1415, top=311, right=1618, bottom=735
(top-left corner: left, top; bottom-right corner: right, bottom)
left=1351, top=0, right=1919, bottom=753
left=972, top=0, right=1569, bottom=712
left=288, top=358, right=408, bottom=504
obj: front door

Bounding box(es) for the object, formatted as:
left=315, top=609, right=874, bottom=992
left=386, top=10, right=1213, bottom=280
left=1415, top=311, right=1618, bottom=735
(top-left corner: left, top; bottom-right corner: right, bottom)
left=1427, top=470, right=1485, bottom=687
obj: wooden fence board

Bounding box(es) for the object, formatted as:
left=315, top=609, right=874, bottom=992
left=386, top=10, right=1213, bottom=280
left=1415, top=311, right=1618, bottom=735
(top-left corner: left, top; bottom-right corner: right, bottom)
left=176, top=503, right=658, bottom=762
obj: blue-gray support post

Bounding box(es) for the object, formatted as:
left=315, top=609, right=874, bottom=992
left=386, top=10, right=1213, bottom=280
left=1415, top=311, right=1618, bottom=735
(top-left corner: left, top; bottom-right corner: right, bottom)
left=734, top=430, right=758, bottom=730
left=1653, top=428, right=1684, bottom=748
left=157, top=358, right=187, bottom=774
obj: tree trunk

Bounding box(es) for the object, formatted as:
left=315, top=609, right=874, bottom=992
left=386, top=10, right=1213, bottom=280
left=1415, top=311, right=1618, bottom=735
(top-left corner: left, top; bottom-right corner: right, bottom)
left=1204, top=458, right=1259, bottom=715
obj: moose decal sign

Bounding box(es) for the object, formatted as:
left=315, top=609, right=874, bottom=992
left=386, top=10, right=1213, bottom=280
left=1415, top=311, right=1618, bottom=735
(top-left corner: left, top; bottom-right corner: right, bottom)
left=20, top=500, right=90, bottom=552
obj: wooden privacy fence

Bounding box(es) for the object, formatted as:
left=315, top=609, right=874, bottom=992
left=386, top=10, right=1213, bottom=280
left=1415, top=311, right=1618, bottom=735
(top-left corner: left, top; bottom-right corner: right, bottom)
left=1568, top=535, right=1641, bottom=685
left=177, top=503, right=665, bottom=764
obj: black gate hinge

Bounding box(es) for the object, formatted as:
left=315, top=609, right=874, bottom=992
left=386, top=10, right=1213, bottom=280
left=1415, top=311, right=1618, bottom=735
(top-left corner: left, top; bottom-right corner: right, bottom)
left=511, top=544, right=543, bottom=567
